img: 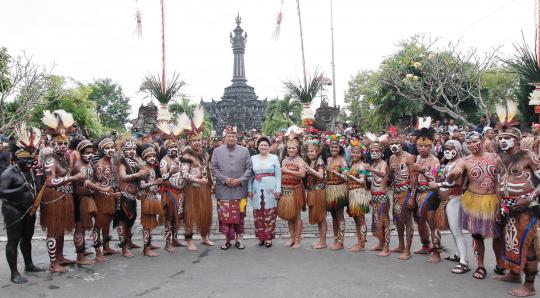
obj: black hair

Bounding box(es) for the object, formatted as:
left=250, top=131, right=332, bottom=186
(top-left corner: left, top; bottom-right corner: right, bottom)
left=256, top=136, right=271, bottom=147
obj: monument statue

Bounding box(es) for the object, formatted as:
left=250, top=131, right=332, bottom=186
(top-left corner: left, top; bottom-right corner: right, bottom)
left=202, top=14, right=267, bottom=133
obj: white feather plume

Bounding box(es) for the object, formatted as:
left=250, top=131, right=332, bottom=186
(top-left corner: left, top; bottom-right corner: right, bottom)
left=15, top=122, right=30, bottom=148
left=53, top=109, right=74, bottom=128
left=378, top=134, right=389, bottom=143
left=366, top=132, right=378, bottom=142
left=41, top=110, right=59, bottom=129
left=192, top=105, right=205, bottom=131
left=506, top=100, right=517, bottom=122
left=495, top=102, right=507, bottom=123
left=31, top=127, right=41, bottom=148
left=176, top=112, right=192, bottom=132
left=156, top=121, right=173, bottom=135
left=417, top=116, right=432, bottom=129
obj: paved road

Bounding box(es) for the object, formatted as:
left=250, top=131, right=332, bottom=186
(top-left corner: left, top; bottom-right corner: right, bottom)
left=0, top=235, right=536, bottom=298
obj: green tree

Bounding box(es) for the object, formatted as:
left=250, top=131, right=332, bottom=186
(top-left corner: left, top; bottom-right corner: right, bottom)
left=0, top=48, right=53, bottom=134
left=87, top=78, right=131, bottom=130
left=30, top=76, right=105, bottom=137
left=379, top=35, right=497, bottom=126
left=262, top=96, right=302, bottom=135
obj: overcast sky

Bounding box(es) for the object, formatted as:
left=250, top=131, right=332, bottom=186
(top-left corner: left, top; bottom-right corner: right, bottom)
left=0, top=0, right=535, bottom=117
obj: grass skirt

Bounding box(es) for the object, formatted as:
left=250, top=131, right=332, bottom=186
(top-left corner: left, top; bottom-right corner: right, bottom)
left=94, top=192, right=116, bottom=228
left=278, top=186, right=303, bottom=220
left=184, top=183, right=213, bottom=236
left=40, top=188, right=75, bottom=236
left=325, top=184, right=348, bottom=211
left=347, top=188, right=370, bottom=217
left=141, top=193, right=164, bottom=230
left=461, top=191, right=499, bottom=238
left=79, top=196, right=97, bottom=230
left=307, top=188, right=326, bottom=224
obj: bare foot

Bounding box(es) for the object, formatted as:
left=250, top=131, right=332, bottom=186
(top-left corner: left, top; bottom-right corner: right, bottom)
left=84, top=251, right=94, bottom=256
left=390, top=246, right=404, bottom=253
left=103, top=247, right=120, bottom=255
left=329, top=243, right=344, bottom=250
left=172, top=239, right=187, bottom=247
left=312, top=242, right=327, bottom=249
left=292, top=241, right=301, bottom=249
left=121, top=248, right=133, bottom=258
left=49, top=264, right=69, bottom=273
left=349, top=244, right=365, bottom=252
left=398, top=252, right=412, bottom=260
left=76, top=256, right=95, bottom=265
left=95, top=254, right=108, bottom=262
left=510, top=286, right=536, bottom=297
left=427, top=254, right=441, bottom=263
left=369, top=245, right=383, bottom=251
left=149, top=244, right=161, bottom=250
left=143, top=248, right=159, bottom=257
left=284, top=240, right=295, bottom=247
left=128, top=241, right=142, bottom=249
left=414, top=246, right=430, bottom=254
left=164, top=243, right=177, bottom=253
left=186, top=241, right=197, bottom=251
left=202, top=239, right=215, bottom=246
left=60, top=257, right=76, bottom=265
left=493, top=273, right=522, bottom=284
left=377, top=250, right=391, bottom=257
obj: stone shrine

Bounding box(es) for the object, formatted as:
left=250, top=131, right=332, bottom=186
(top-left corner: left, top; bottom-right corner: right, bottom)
left=131, top=101, right=158, bottom=135
left=202, top=14, right=266, bottom=133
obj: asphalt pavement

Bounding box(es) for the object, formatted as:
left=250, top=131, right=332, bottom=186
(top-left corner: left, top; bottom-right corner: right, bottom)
left=0, top=234, right=535, bottom=298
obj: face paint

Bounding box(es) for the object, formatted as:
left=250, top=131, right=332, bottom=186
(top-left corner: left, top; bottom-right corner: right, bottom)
left=146, top=156, right=156, bottom=164
left=498, top=137, right=514, bottom=151
left=370, top=151, right=381, bottom=160
left=467, top=140, right=481, bottom=154
left=124, top=149, right=136, bottom=159
left=390, top=144, right=402, bottom=154
left=53, top=141, right=68, bottom=154
left=443, top=149, right=457, bottom=160
left=81, top=154, right=93, bottom=162
left=104, top=148, right=115, bottom=158
left=167, top=147, right=178, bottom=157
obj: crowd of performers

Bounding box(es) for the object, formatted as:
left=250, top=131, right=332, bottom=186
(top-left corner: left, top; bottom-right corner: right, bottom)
left=1, top=102, right=540, bottom=296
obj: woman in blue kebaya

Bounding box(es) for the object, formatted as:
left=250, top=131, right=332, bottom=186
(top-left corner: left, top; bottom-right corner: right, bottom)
left=248, top=137, right=281, bottom=247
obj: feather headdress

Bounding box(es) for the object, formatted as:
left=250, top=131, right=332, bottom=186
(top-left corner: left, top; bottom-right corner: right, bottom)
left=41, top=109, right=75, bottom=142
left=156, top=119, right=183, bottom=149
left=366, top=133, right=388, bottom=150
left=496, top=100, right=521, bottom=139
left=179, top=105, right=206, bottom=141
left=14, top=122, right=41, bottom=158
left=415, top=116, right=435, bottom=145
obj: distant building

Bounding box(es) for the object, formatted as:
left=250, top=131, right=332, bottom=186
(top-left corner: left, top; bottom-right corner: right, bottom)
left=131, top=101, right=158, bottom=136
left=202, top=14, right=266, bottom=134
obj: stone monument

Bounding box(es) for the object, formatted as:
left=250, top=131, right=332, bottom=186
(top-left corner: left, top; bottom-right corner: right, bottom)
left=202, top=14, right=267, bottom=133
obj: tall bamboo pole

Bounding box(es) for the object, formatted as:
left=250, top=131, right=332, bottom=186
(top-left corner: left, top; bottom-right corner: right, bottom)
left=161, top=0, right=166, bottom=94
left=296, top=0, right=307, bottom=89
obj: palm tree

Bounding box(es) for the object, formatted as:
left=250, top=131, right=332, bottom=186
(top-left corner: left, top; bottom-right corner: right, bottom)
left=283, top=70, right=325, bottom=126
left=140, top=72, right=185, bottom=121
left=262, top=96, right=302, bottom=135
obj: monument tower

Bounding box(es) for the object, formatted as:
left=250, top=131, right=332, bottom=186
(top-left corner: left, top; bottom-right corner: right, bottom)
left=202, top=14, right=266, bottom=133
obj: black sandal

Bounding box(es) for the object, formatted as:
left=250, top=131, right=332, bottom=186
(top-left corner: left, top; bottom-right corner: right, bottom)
left=235, top=241, right=245, bottom=250
left=493, top=265, right=507, bottom=276
left=265, top=242, right=272, bottom=248
left=444, top=254, right=460, bottom=263
left=221, top=242, right=231, bottom=250
left=258, top=241, right=265, bottom=246
left=473, top=267, right=486, bottom=279
left=451, top=262, right=471, bottom=274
